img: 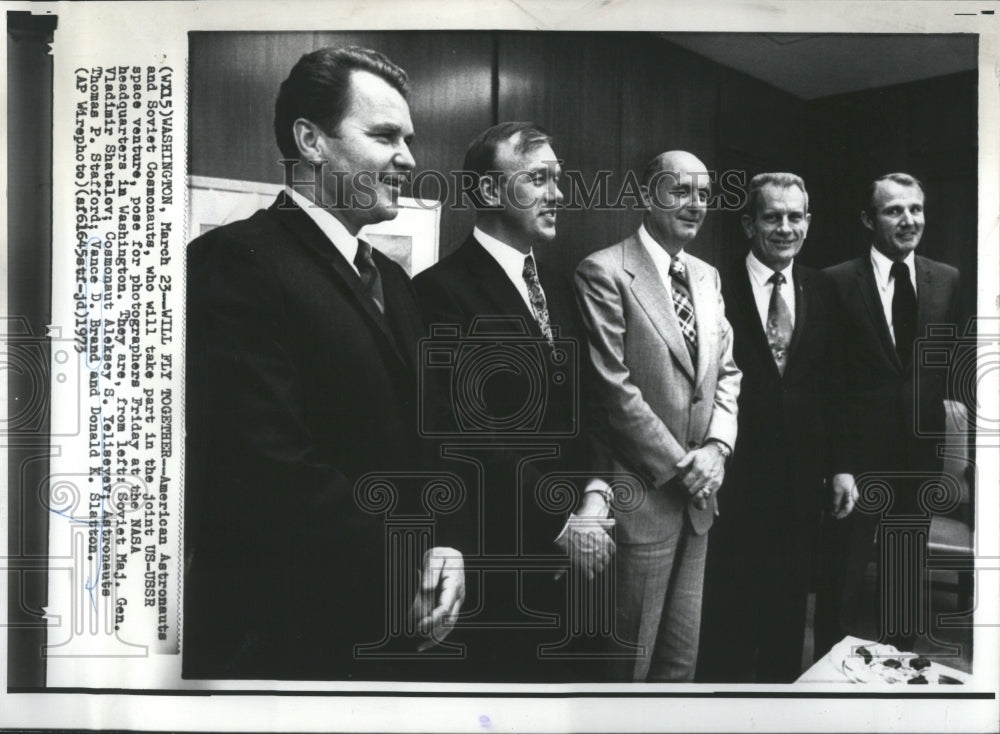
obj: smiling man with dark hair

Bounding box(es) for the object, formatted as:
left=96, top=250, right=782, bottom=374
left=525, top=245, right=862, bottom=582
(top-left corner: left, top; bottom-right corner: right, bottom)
left=413, top=122, right=612, bottom=682
left=184, top=46, right=463, bottom=680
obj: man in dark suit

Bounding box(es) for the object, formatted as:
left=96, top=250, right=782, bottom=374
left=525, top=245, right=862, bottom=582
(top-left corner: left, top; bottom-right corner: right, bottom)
left=413, top=122, right=613, bottom=681
left=575, top=151, right=742, bottom=681
left=819, top=172, right=962, bottom=652
left=184, top=46, right=464, bottom=680
left=697, top=172, right=850, bottom=683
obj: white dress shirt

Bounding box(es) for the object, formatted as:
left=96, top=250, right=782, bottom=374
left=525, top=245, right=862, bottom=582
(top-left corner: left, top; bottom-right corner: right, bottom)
left=745, top=250, right=796, bottom=332
left=473, top=226, right=535, bottom=311
left=637, top=222, right=683, bottom=297
left=286, top=187, right=361, bottom=276
left=869, top=246, right=917, bottom=346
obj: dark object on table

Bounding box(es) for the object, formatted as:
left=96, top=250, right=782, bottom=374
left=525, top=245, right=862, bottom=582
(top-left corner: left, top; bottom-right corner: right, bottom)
left=856, top=646, right=872, bottom=664
left=939, top=674, right=963, bottom=685
left=883, top=658, right=901, bottom=669
left=907, top=675, right=928, bottom=684
left=909, top=656, right=930, bottom=671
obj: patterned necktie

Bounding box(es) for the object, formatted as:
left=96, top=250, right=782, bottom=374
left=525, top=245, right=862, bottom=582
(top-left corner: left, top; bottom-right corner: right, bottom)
left=354, top=239, right=385, bottom=314
left=522, top=254, right=554, bottom=343
left=668, top=255, right=697, bottom=361
left=890, top=261, right=916, bottom=366
left=766, top=272, right=793, bottom=375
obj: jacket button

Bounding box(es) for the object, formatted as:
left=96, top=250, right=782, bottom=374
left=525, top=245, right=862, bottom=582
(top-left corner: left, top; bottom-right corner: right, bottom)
left=692, top=394, right=702, bottom=403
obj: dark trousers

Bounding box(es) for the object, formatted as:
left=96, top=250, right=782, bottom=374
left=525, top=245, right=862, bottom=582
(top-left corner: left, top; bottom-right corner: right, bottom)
left=698, top=517, right=811, bottom=683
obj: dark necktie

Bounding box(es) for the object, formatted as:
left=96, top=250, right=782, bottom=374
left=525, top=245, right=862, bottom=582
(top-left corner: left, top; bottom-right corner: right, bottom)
left=669, top=255, right=698, bottom=361
left=522, top=254, right=554, bottom=343
left=354, top=239, right=385, bottom=314
left=766, top=271, right=793, bottom=375
left=890, top=261, right=916, bottom=366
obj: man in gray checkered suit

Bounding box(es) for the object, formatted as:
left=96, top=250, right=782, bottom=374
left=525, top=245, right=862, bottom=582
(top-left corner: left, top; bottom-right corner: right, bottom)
left=574, top=150, right=741, bottom=681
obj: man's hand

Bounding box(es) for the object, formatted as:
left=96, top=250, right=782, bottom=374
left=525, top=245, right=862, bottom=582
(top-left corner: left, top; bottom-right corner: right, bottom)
left=555, top=512, right=615, bottom=581
left=676, top=444, right=726, bottom=508
left=831, top=473, right=857, bottom=519
left=411, top=546, right=465, bottom=652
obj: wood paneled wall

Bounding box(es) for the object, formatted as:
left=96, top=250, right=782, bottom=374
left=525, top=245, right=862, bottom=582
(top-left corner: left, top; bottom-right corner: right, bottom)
left=190, top=33, right=976, bottom=298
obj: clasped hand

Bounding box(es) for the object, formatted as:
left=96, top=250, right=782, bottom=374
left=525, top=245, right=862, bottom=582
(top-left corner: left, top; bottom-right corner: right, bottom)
left=676, top=445, right=725, bottom=510
left=410, top=546, right=465, bottom=651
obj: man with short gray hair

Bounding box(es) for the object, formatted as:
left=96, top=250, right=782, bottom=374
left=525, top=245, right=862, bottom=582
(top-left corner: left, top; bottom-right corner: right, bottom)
left=697, top=172, right=849, bottom=682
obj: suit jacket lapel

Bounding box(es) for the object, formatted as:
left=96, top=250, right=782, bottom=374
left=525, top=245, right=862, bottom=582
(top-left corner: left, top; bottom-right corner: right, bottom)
left=785, top=264, right=809, bottom=370
left=624, top=235, right=696, bottom=381
left=463, top=237, right=543, bottom=337
left=915, top=255, right=944, bottom=339
left=688, top=258, right=716, bottom=387
left=270, top=194, right=406, bottom=365
left=731, top=262, right=783, bottom=379
left=858, top=256, right=902, bottom=372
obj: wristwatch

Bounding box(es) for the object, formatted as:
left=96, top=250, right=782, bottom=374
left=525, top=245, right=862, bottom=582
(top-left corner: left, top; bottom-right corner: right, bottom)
left=584, top=485, right=614, bottom=505
left=708, top=440, right=732, bottom=460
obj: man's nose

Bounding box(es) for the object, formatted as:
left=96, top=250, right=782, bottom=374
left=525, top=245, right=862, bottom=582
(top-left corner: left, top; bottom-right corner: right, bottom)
left=394, top=141, right=416, bottom=170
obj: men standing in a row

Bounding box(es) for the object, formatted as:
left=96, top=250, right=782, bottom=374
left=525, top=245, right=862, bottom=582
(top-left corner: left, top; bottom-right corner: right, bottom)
left=818, top=173, right=962, bottom=653
left=184, top=46, right=463, bottom=680
left=575, top=151, right=741, bottom=682
left=697, top=173, right=851, bottom=682
left=413, top=122, right=614, bottom=682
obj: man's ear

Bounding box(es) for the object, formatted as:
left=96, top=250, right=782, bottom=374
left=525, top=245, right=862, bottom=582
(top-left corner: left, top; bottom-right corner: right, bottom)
left=478, top=174, right=500, bottom=208
left=860, top=209, right=874, bottom=232
left=740, top=214, right=755, bottom=239
left=639, top=184, right=652, bottom=211
left=292, top=118, right=326, bottom=161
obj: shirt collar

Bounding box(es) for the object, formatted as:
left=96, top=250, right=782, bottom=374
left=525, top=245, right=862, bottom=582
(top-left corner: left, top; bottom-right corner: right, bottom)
left=286, top=187, right=359, bottom=266
left=870, top=245, right=915, bottom=290
left=637, top=222, right=683, bottom=273
left=473, top=226, right=534, bottom=278
left=746, top=249, right=793, bottom=288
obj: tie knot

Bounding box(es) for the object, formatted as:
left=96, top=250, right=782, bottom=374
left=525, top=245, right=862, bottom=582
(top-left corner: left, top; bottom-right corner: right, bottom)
left=890, top=261, right=909, bottom=282
left=768, top=271, right=786, bottom=287
left=354, top=239, right=373, bottom=267
left=669, top=256, right=686, bottom=280
left=523, top=254, right=538, bottom=278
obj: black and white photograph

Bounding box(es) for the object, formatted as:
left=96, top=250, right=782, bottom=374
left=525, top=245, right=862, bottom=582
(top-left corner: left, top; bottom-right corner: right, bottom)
left=3, top=1, right=998, bottom=732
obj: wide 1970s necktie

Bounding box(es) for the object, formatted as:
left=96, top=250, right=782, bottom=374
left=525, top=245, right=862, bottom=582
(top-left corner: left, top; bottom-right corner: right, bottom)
left=522, top=253, right=554, bottom=343
left=766, top=271, right=793, bottom=375
left=890, top=260, right=916, bottom=366
left=669, top=255, right=697, bottom=361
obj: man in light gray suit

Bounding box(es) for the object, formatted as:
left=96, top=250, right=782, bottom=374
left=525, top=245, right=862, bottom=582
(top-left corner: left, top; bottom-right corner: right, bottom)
left=574, top=150, right=741, bottom=681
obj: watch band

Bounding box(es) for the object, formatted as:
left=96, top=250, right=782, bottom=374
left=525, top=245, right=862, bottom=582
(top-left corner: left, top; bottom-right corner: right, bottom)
left=584, top=485, right=614, bottom=504
left=709, top=440, right=732, bottom=460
